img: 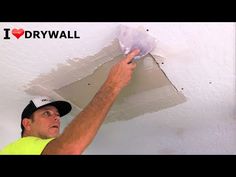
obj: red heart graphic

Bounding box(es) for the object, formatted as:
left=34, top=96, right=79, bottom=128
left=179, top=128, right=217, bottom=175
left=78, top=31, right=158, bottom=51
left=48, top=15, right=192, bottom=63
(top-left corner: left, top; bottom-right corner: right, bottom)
left=12, top=28, right=24, bottom=39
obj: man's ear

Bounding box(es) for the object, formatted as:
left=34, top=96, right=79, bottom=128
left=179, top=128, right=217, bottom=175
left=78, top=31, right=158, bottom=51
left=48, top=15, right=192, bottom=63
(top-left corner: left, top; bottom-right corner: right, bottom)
left=22, top=118, right=32, bottom=131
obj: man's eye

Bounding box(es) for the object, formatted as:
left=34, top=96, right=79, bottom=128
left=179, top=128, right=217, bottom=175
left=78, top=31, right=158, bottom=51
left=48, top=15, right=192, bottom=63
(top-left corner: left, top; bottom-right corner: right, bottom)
left=43, top=111, right=51, bottom=116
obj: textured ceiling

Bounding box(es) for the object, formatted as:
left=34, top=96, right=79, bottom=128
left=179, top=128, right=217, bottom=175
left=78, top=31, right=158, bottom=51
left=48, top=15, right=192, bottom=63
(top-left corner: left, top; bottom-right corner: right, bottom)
left=0, top=23, right=235, bottom=154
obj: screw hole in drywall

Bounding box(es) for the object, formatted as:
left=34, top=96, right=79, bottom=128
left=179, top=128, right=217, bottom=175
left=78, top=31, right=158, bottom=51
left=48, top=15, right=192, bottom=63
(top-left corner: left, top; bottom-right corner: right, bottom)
left=209, top=82, right=212, bottom=84
left=88, top=83, right=91, bottom=85
left=146, top=29, right=149, bottom=32
left=181, top=88, right=184, bottom=90
left=161, top=62, right=164, bottom=64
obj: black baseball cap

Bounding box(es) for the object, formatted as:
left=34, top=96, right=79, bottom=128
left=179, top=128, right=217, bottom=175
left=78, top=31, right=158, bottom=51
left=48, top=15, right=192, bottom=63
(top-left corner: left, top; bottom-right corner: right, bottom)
left=21, top=96, right=72, bottom=119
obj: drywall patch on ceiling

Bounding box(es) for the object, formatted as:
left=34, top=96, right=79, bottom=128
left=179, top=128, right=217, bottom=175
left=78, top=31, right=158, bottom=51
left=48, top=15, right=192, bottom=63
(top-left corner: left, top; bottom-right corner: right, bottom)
left=55, top=54, right=186, bottom=123
left=24, top=39, right=186, bottom=123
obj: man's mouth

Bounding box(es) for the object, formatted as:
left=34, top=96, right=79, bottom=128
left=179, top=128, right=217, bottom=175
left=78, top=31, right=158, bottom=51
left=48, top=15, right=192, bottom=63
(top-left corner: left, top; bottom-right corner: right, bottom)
left=51, top=125, right=59, bottom=129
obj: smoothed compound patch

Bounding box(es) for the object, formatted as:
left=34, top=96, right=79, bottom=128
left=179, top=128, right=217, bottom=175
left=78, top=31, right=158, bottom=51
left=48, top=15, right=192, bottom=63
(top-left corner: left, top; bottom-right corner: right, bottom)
left=25, top=39, right=186, bottom=123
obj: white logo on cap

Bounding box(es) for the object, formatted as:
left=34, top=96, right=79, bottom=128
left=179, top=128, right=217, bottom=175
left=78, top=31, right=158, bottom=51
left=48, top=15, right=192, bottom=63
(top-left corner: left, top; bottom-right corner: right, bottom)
left=32, top=96, right=53, bottom=108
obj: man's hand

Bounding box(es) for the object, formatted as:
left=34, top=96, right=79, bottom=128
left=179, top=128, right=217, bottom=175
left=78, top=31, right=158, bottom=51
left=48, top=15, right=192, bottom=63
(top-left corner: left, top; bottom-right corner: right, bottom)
left=105, top=49, right=140, bottom=91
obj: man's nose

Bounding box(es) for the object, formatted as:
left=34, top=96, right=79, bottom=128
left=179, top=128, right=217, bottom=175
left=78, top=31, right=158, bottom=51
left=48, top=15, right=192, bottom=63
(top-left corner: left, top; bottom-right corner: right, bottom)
left=53, top=114, right=60, bottom=121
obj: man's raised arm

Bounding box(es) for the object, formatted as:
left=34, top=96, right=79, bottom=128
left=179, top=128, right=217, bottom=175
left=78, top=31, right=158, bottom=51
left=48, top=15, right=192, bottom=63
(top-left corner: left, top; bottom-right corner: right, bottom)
left=42, top=49, right=140, bottom=154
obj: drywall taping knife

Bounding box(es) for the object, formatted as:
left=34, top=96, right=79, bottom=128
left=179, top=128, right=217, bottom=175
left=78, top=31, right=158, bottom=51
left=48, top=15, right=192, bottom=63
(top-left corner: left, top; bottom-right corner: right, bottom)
left=148, top=53, right=178, bottom=92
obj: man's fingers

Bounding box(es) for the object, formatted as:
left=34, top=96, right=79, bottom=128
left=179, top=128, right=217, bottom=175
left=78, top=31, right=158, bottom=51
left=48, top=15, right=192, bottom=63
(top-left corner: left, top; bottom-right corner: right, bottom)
left=129, top=62, right=137, bottom=69
left=125, top=49, right=140, bottom=64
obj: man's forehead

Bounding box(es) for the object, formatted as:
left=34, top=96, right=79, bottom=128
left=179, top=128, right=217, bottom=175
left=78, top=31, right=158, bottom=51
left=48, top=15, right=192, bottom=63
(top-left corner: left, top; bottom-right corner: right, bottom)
left=38, top=105, right=59, bottom=112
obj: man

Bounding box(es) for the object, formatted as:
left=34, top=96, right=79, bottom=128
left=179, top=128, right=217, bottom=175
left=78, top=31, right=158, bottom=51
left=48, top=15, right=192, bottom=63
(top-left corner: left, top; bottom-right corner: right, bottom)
left=0, top=49, right=140, bottom=155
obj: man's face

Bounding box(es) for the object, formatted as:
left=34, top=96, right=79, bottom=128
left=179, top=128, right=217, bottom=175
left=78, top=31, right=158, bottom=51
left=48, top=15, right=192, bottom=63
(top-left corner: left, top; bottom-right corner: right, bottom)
left=29, top=106, right=61, bottom=139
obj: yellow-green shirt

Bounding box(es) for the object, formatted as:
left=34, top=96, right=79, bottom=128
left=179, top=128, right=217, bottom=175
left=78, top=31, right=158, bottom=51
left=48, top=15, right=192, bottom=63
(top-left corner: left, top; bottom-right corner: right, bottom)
left=0, top=137, right=54, bottom=155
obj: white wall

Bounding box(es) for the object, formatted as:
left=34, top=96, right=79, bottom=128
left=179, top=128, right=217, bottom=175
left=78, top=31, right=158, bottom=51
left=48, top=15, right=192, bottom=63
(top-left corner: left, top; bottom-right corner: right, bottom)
left=0, top=23, right=235, bottom=154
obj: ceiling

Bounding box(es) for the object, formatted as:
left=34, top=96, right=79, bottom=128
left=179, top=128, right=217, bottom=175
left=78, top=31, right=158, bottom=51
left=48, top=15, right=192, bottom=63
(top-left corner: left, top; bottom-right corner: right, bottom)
left=0, top=22, right=235, bottom=154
